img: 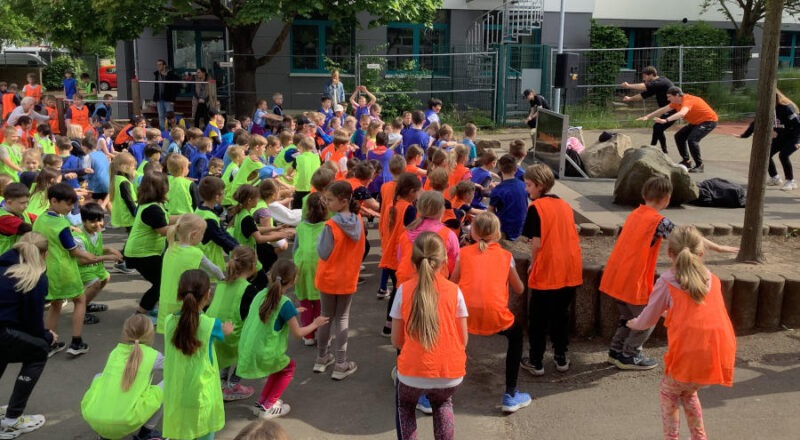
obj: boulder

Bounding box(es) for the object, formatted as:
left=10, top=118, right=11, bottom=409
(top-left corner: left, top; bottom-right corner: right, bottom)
left=476, top=140, right=501, bottom=157
left=579, top=133, right=633, bottom=178
left=613, top=146, right=699, bottom=206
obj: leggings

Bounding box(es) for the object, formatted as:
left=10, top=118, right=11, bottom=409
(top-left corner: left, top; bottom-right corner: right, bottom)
left=0, top=328, right=49, bottom=419
left=768, top=134, right=798, bottom=180
left=125, top=255, right=163, bottom=311
left=660, top=375, right=706, bottom=440
left=380, top=268, right=397, bottom=293
left=498, top=320, right=524, bottom=395
left=299, top=299, right=321, bottom=339
left=651, top=112, right=676, bottom=153
left=316, top=293, right=354, bottom=364
left=258, top=359, right=296, bottom=407
left=395, top=381, right=457, bottom=440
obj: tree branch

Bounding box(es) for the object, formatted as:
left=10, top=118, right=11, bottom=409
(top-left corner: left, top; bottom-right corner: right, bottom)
left=719, top=0, right=741, bottom=31
left=256, top=19, right=293, bottom=67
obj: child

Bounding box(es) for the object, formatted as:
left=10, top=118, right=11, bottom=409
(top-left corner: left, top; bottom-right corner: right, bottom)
left=63, top=70, right=77, bottom=101
left=451, top=212, right=529, bottom=413
left=136, top=145, right=162, bottom=185
left=319, top=95, right=334, bottom=126
left=321, top=130, right=350, bottom=179
left=349, top=85, right=377, bottom=128
left=33, top=183, right=96, bottom=356
left=34, top=123, right=56, bottom=156
left=424, top=97, right=443, bottom=128
left=470, top=149, right=498, bottom=210
left=166, top=127, right=185, bottom=155
left=489, top=154, right=528, bottom=241
left=166, top=154, right=196, bottom=215
left=206, top=246, right=257, bottom=402
left=252, top=99, right=269, bottom=133
left=80, top=315, right=163, bottom=440
left=229, top=136, right=267, bottom=200
left=519, top=164, right=582, bottom=375
left=0, top=183, right=36, bottom=254
left=189, top=137, right=212, bottom=180
left=19, top=149, right=41, bottom=189
left=626, top=226, right=736, bottom=440
left=368, top=131, right=395, bottom=186
left=0, top=127, right=23, bottom=182
left=208, top=158, right=224, bottom=178
left=65, top=94, right=92, bottom=135
left=509, top=140, right=527, bottom=180
left=196, top=176, right=240, bottom=272
left=109, top=152, right=138, bottom=231
left=378, top=172, right=421, bottom=336
left=22, top=73, right=42, bottom=106
left=362, top=120, right=383, bottom=157
left=238, top=260, right=330, bottom=418
left=434, top=124, right=457, bottom=149
left=85, top=137, right=111, bottom=209
left=313, top=181, right=366, bottom=379
left=222, top=146, right=245, bottom=207
left=257, top=178, right=301, bottom=228
left=376, top=155, right=407, bottom=298
left=43, top=95, right=60, bottom=137
left=26, top=169, right=60, bottom=217
left=369, top=102, right=383, bottom=123
left=95, top=122, right=115, bottom=159
left=447, top=144, right=472, bottom=189
left=462, top=123, right=478, bottom=165
left=272, top=93, right=284, bottom=118
left=128, top=127, right=147, bottom=165
left=600, top=176, right=737, bottom=370
left=163, top=270, right=231, bottom=440
left=390, top=231, right=467, bottom=440
left=73, top=203, right=123, bottom=325
left=404, top=145, right=427, bottom=181
left=292, top=192, right=327, bottom=345
left=351, top=114, right=371, bottom=158
left=181, top=127, right=203, bottom=160
left=272, top=130, right=296, bottom=185
left=157, top=213, right=224, bottom=332
left=203, top=109, right=223, bottom=149
left=291, top=136, right=322, bottom=208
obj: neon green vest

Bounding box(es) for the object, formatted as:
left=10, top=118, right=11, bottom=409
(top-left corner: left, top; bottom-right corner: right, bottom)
left=229, top=156, right=263, bottom=196
left=0, top=208, right=30, bottom=255
left=81, top=343, right=162, bottom=439
left=111, top=175, right=137, bottom=228
left=237, top=293, right=291, bottom=378
left=157, top=244, right=204, bottom=333
left=124, top=202, right=167, bottom=258
left=163, top=313, right=224, bottom=439
left=36, top=135, right=56, bottom=155
left=293, top=220, right=325, bottom=301
left=167, top=175, right=193, bottom=215
left=294, top=151, right=321, bottom=192
left=82, top=80, right=97, bottom=101
left=221, top=163, right=239, bottom=206
left=206, top=277, right=249, bottom=369
left=24, top=190, right=48, bottom=217
left=194, top=207, right=225, bottom=276
left=74, top=228, right=109, bottom=284
left=232, top=208, right=261, bottom=271
left=0, top=143, right=21, bottom=182
left=273, top=146, right=296, bottom=185
left=32, top=212, right=83, bottom=300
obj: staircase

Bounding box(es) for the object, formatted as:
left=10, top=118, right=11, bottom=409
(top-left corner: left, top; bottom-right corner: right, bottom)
left=465, top=0, right=544, bottom=54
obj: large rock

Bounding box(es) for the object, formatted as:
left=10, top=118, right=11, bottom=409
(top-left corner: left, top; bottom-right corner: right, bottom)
left=476, top=139, right=501, bottom=157
left=579, top=133, right=632, bottom=178
left=613, top=146, right=699, bottom=206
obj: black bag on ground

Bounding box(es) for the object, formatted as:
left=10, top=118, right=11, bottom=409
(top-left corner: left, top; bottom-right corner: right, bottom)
left=690, top=178, right=746, bottom=208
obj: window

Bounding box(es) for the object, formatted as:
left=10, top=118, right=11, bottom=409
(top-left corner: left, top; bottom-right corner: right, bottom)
left=386, top=23, right=449, bottom=74
left=623, top=28, right=657, bottom=70
left=780, top=32, right=800, bottom=67
left=291, top=20, right=353, bottom=73
left=168, top=27, right=228, bottom=95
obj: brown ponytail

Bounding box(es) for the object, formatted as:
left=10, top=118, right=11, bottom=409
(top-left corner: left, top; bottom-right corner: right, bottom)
left=172, top=269, right=210, bottom=356
left=389, top=173, right=422, bottom=230
left=259, top=260, right=297, bottom=323
left=327, top=180, right=359, bottom=214
left=120, top=314, right=154, bottom=391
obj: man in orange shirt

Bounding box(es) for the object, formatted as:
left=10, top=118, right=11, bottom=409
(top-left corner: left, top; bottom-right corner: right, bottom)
left=638, top=86, right=718, bottom=173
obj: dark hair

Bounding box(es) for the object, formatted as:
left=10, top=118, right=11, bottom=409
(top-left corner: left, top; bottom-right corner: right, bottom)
left=42, top=154, right=62, bottom=168
left=228, top=184, right=259, bottom=219
left=310, top=167, right=335, bottom=192
left=198, top=176, right=225, bottom=201
left=36, top=124, right=51, bottom=135
left=101, top=122, right=114, bottom=131
left=327, top=180, right=359, bottom=214
left=16, top=116, right=31, bottom=127
left=80, top=202, right=105, bottom=222
left=31, top=169, right=60, bottom=197
left=321, top=96, right=331, bottom=103
left=411, top=110, right=425, bottom=125
left=428, top=98, right=443, bottom=109
left=406, top=145, right=423, bottom=161
left=172, top=270, right=210, bottom=356
left=498, top=154, right=519, bottom=175
left=641, top=66, right=658, bottom=76
left=47, top=182, right=78, bottom=204
left=137, top=172, right=169, bottom=204
left=509, top=139, right=526, bottom=158
left=304, top=192, right=328, bottom=224
left=389, top=173, right=422, bottom=230
left=375, top=131, right=388, bottom=147
left=258, top=179, right=279, bottom=202
left=667, top=86, right=684, bottom=96
left=144, top=144, right=161, bottom=159
left=3, top=182, right=30, bottom=200
left=259, top=260, right=297, bottom=323
left=352, top=161, right=375, bottom=181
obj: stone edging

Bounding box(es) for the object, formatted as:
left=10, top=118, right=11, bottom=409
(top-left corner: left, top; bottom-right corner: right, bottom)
left=575, top=222, right=800, bottom=237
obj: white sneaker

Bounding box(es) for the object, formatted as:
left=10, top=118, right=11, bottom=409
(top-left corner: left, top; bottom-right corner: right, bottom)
left=0, top=414, right=46, bottom=439
left=781, top=180, right=798, bottom=191
left=767, top=176, right=783, bottom=186
left=252, top=400, right=291, bottom=420
left=312, top=353, right=335, bottom=373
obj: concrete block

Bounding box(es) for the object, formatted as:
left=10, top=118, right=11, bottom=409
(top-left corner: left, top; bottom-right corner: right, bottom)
left=731, top=224, right=744, bottom=235
left=598, top=224, right=620, bottom=237
left=712, top=224, right=733, bottom=236
left=781, top=273, right=800, bottom=328
left=756, top=274, right=785, bottom=330
left=731, top=273, right=760, bottom=331
left=598, top=291, right=618, bottom=339
left=573, top=264, right=602, bottom=337
left=694, top=224, right=714, bottom=236
left=713, top=269, right=736, bottom=316
left=768, top=224, right=788, bottom=236
left=578, top=223, right=601, bottom=237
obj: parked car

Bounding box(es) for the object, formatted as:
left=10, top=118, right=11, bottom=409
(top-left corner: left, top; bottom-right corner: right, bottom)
left=98, top=65, right=117, bottom=90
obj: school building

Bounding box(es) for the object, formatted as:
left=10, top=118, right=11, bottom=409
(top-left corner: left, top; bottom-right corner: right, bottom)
left=116, top=0, right=800, bottom=120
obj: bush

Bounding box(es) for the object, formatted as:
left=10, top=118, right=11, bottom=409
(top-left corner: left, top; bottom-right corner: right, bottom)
left=655, top=22, right=730, bottom=91
left=777, top=69, right=800, bottom=100
left=439, top=105, right=495, bottom=131
left=42, top=56, right=85, bottom=90
left=586, top=20, right=627, bottom=107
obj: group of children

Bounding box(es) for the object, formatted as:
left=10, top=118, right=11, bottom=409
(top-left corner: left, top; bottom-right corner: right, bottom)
left=0, top=86, right=739, bottom=440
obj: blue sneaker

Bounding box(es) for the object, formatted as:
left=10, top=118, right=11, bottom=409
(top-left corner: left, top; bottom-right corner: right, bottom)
left=502, top=390, right=532, bottom=413
left=416, top=395, right=433, bottom=415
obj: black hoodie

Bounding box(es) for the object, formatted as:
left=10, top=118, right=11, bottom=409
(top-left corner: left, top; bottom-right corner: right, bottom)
left=0, top=249, right=52, bottom=345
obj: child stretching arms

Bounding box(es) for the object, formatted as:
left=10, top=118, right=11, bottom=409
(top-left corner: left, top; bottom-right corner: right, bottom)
left=81, top=315, right=164, bottom=440
left=196, top=176, right=240, bottom=272
left=626, top=226, right=736, bottom=440
left=238, top=260, right=330, bottom=419
left=313, top=181, right=366, bottom=379
left=163, top=270, right=232, bottom=440
left=391, top=232, right=468, bottom=440
left=292, top=193, right=328, bottom=346
left=451, top=212, right=529, bottom=413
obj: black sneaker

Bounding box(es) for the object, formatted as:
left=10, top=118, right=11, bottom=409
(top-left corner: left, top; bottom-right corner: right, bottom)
left=381, top=326, right=392, bottom=337
left=554, top=355, right=570, bottom=372
left=66, top=342, right=89, bottom=356
left=48, top=341, right=66, bottom=358
left=678, top=159, right=693, bottom=169
left=607, top=349, right=622, bottom=365
left=689, top=164, right=704, bottom=173
left=614, top=353, right=658, bottom=370
left=520, top=357, right=544, bottom=376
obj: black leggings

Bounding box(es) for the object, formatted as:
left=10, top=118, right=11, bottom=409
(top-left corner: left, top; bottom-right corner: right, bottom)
left=125, top=255, right=163, bottom=311
left=769, top=134, right=798, bottom=180
left=498, top=320, right=524, bottom=394
left=528, top=286, right=576, bottom=361
left=0, top=328, right=49, bottom=419
left=194, top=102, right=209, bottom=129
left=651, top=112, right=676, bottom=153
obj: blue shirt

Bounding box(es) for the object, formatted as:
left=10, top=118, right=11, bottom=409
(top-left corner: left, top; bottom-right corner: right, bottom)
left=489, top=178, right=529, bottom=241
left=515, top=165, right=525, bottom=181
left=470, top=167, right=493, bottom=209
left=273, top=299, right=298, bottom=331
left=62, top=154, right=83, bottom=188
left=368, top=148, right=395, bottom=185
left=87, top=150, right=110, bottom=193
left=402, top=128, right=430, bottom=154
left=462, top=138, right=477, bottom=163
left=129, top=142, right=146, bottom=165
left=189, top=151, right=209, bottom=180
left=423, top=109, right=440, bottom=128
left=63, top=78, right=77, bottom=100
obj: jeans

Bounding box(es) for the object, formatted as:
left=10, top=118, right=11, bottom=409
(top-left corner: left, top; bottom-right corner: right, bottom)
left=610, top=300, right=655, bottom=357
left=0, top=328, right=50, bottom=419
left=396, top=381, right=457, bottom=440
left=768, top=133, right=798, bottom=180
left=317, top=293, right=354, bottom=364
left=528, top=286, right=575, bottom=362
left=125, top=255, right=163, bottom=311
left=156, top=100, right=174, bottom=129
left=674, top=121, right=716, bottom=166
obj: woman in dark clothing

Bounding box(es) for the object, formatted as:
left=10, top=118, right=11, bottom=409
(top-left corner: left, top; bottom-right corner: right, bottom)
left=0, top=232, right=54, bottom=438
left=193, top=68, right=211, bottom=130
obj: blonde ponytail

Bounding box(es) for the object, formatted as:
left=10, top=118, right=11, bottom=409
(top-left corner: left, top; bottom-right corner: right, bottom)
left=168, top=213, right=206, bottom=246
left=471, top=212, right=501, bottom=252
left=6, top=232, right=47, bottom=293
left=407, top=232, right=447, bottom=350
left=668, top=226, right=709, bottom=303
left=120, top=314, right=154, bottom=392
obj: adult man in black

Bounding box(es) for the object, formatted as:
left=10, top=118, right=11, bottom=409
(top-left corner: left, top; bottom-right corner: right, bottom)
left=153, top=59, right=180, bottom=129
left=621, top=66, right=675, bottom=153
left=523, top=89, right=550, bottom=130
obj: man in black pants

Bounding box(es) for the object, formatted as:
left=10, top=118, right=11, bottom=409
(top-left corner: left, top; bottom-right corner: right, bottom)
left=621, top=66, right=676, bottom=153
left=523, top=89, right=550, bottom=130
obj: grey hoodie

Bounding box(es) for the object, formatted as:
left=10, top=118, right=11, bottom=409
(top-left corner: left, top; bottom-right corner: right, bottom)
left=317, top=212, right=363, bottom=260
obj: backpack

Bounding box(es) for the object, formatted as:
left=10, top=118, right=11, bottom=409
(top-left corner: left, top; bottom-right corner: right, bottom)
left=690, top=178, right=746, bottom=208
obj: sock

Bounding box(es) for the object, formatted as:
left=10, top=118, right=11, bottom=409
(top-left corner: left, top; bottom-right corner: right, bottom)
left=2, top=417, right=18, bottom=427
left=71, top=336, right=83, bottom=346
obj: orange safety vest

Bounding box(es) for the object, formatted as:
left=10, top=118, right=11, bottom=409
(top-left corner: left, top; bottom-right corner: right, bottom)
left=458, top=242, right=515, bottom=335
left=663, top=275, right=736, bottom=386
left=2, top=93, right=16, bottom=120
left=329, top=150, right=346, bottom=180
left=46, top=106, right=60, bottom=134
left=378, top=198, right=411, bottom=271
left=397, top=274, right=466, bottom=379
left=69, top=105, right=90, bottom=133
left=314, top=216, right=366, bottom=294
left=448, top=164, right=469, bottom=188
left=23, top=85, right=42, bottom=104
left=396, top=225, right=453, bottom=285
left=378, top=180, right=397, bottom=241
left=600, top=205, right=664, bottom=305
left=527, top=197, right=582, bottom=290
left=115, top=124, right=133, bottom=145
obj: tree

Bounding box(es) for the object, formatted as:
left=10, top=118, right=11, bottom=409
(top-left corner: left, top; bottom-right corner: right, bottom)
left=75, top=0, right=442, bottom=117
left=655, top=22, right=730, bottom=92
left=738, top=0, right=783, bottom=263
left=0, top=2, right=34, bottom=50
left=585, top=20, right=627, bottom=107
left=701, top=0, right=800, bottom=87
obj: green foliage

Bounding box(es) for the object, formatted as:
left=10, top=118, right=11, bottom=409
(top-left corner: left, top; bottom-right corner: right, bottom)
left=655, top=22, right=730, bottom=90
left=440, top=106, right=495, bottom=131
left=41, top=56, right=86, bottom=90
left=0, top=2, right=34, bottom=47
left=586, top=20, right=627, bottom=107
left=698, top=83, right=757, bottom=119
left=777, top=68, right=800, bottom=99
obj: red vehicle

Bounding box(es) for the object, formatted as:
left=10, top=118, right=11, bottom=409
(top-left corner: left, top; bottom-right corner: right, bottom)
left=98, top=65, right=117, bottom=91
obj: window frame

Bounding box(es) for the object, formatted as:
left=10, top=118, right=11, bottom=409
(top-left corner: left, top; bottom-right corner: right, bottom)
left=290, top=19, right=355, bottom=74
left=385, top=22, right=450, bottom=75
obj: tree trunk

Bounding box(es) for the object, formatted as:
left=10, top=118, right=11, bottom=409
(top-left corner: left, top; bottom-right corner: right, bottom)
left=229, top=23, right=261, bottom=119
left=731, top=25, right=756, bottom=89
left=737, top=0, right=783, bottom=263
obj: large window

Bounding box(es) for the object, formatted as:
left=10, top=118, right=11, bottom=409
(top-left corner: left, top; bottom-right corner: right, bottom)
left=622, top=28, right=657, bottom=70
left=780, top=31, right=800, bottom=68
left=386, top=23, right=449, bottom=74
left=291, top=20, right=353, bottom=73
left=168, top=27, right=228, bottom=94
